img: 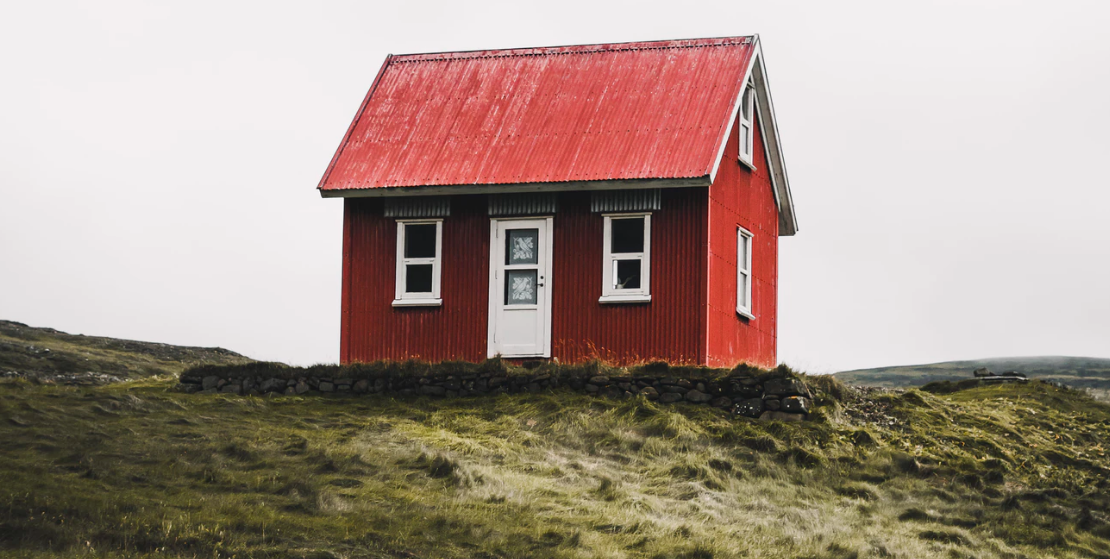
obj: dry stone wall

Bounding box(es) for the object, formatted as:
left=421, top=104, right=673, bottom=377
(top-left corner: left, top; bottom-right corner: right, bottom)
left=177, top=366, right=814, bottom=421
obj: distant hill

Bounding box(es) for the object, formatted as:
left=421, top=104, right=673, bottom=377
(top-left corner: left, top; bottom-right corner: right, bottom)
left=835, top=356, right=1110, bottom=394
left=0, top=319, right=252, bottom=383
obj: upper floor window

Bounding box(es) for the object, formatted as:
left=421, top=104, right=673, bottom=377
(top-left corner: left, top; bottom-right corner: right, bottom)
left=393, top=219, right=443, bottom=306
left=739, top=80, right=755, bottom=165
left=600, top=213, right=651, bottom=303
left=737, top=226, right=753, bottom=318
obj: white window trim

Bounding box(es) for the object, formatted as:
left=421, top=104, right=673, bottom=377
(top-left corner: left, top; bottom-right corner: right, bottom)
left=393, top=219, right=443, bottom=307
left=737, top=226, right=753, bottom=319
left=738, top=79, right=756, bottom=170
left=599, top=213, right=651, bottom=304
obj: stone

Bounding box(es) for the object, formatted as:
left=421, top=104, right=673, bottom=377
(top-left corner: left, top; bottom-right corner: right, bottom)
left=658, top=392, right=684, bottom=404
left=758, top=411, right=805, bottom=422
left=445, top=390, right=459, bottom=398
left=335, top=378, right=352, bottom=386
left=685, top=390, right=712, bottom=403
left=216, top=379, right=228, bottom=389
left=663, top=385, right=688, bottom=394
left=735, top=398, right=764, bottom=418
left=259, top=378, right=276, bottom=392
left=527, top=382, right=541, bottom=393
left=337, top=384, right=350, bottom=392
left=444, top=379, right=462, bottom=390
left=676, top=379, right=693, bottom=389
left=220, top=384, right=241, bottom=395
left=781, top=396, right=810, bottom=414
left=710, top=396, right=732, bottom=408
left=294, top=382, right=309, bottom=395
left=763, top=378, right=809, bottom=398
left=419, top=385, right=446, bottom=396
left=353, top=379, right=370, bottom=393
left=695, top=382, right=706, bottom=393
left=242, top=378, right=255, bottom=391
left=589, top=376, right=610, bottom=385
left=202, top=376, right=219, bottom=390
left=765, top=398, right=782, bottom=411
left=284, top=386, right=295, bottom=395
left=640, top=386, right=659, bottom=399
left=318, top=382, right=335, bottom=392
left=179, top=383, right=200, bottom=394
left=585, top=384, right=600, bottom=393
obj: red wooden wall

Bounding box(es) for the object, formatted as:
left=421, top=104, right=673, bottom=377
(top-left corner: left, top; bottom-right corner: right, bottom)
left=341, top=189, right=708, bottom=365
left=551, top=190, right=706, bottom=365
left=705, top=116, right=779, bottom=368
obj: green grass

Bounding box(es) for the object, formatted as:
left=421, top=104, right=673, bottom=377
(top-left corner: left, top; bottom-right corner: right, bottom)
left=1, top=375, right=1109, bottom=558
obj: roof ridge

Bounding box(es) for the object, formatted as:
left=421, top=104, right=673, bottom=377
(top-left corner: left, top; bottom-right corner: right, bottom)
left=390, top=36, right=753, bottom=64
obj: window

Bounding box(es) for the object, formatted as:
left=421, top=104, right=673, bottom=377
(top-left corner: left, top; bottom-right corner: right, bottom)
left=393, top=219, right=442, bottom=306
left=738, top=79, right=755, bottom=166
left=600, top=214, right=651, bottom=303
left=737, top=227, right=753, bottom=318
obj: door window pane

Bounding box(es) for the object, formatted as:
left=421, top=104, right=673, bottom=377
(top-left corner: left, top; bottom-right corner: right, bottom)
left=505, top=270, right=538, bottom=305
left=405, top=264, right=433, bottom=293
left=738, top=234, right=749, bottom=269
left=404, top=224, right=437, bottom=258
left=738, top=274, right=749, bottom=308
left=614, top=259, right=641, bottom=289
left=506, top=229, right=538, bottom=265
left=610, top=217, right=644, bottom=253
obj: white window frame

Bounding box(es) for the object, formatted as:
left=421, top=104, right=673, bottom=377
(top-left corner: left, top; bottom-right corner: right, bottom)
left=599, top=213, right=651, bottom=303
left=738, top=79, right=756, bottom=169
left=737, top=226, right=753, bottom=319
left=393, top=219, right=443, bottom=307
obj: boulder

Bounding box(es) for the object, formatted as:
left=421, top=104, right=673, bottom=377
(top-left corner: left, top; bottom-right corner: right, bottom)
left=763, top=378, right=809, bottom=398
left=419, top=385, right=446, bottom=396
left=294, top=382, right=309, bottom=395
left=658, top=392, right=684, bottom=404
left=765, top=398, right=782, bottom=411
left=781, top=396, right=810, bottom=414
left=685, top=390, right=712, bottom=403
left=589, top=376, right=610, bottom=385
left=640, top=386, right=659, bottom=399
left=353, top=379, right=370, bottom=393
left=735, top=398, right=764, bottom=418
left=709, top=396, right=732, bottom=408
left=201, top=376, right=219, bottom=390
left=220, top=384, right=241, bottom=395
left=318, top=382, right=335, bottom=392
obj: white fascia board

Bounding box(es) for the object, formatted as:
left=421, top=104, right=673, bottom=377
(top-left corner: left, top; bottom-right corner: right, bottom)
left=319, top=176, right=711, bottom=198
left=706, top=36, right=799, bottom=237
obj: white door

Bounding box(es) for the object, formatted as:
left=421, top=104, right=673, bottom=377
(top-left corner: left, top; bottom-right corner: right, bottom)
left=487, top=217, right=553, bottom=358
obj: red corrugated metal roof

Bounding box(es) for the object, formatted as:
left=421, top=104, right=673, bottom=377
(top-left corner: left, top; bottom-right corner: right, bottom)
left=318, top=37, right=756, bottom=193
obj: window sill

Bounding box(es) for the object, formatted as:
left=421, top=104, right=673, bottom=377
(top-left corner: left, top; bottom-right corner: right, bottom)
left=599, top=294, right=652, bottom=304
left=392, top=298, right=442, bottom=307
left=738, top=155, right=757, bottom=172
left=737, top=308, right=755, bottom=320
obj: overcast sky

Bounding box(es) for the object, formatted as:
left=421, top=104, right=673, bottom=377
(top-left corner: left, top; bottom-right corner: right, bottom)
left=2, top=0, right=1108, bottom=373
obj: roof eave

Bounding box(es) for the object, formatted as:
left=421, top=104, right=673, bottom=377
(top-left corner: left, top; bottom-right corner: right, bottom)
left=318, top=176, right=713, bottom=198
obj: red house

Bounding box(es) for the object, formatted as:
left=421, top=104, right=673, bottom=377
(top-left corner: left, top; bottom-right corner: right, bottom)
left=318, top=36, right=798, bottom=368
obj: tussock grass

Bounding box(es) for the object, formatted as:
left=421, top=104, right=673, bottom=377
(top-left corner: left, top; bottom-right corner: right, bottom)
left=0, top=376, right=1108, bottom=558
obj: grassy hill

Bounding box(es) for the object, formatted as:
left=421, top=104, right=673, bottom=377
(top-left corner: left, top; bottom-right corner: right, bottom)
left=836, top=356, right=1110, bottom=397
left=2, top=373, right=1110, bottom=555
left=0, top=320, right=252, bottom=383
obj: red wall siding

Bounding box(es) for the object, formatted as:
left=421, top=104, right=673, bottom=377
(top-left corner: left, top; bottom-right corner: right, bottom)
left=705, top=116, right=779, bottom=368
left=341, top=189, right=708, bottom=365
left=550, top=190, right=706, bottom=365
left=342, top=196, right=490, bottom=363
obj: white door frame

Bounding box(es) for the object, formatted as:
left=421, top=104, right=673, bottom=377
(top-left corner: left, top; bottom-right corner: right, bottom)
left=487, top=216, right=554, bottom=358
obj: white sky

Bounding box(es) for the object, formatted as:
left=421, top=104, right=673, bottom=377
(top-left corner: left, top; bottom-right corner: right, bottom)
left=2, top=0, right=1108, bottom=373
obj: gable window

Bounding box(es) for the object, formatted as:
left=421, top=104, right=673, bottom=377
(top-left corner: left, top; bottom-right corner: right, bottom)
left=737, top=227, right=753, bottom=318
left=738, top=79, right=755, bottom=166
left=600, top=214, right=651, bottom=303
left=393, top=219, right=443, bottom=306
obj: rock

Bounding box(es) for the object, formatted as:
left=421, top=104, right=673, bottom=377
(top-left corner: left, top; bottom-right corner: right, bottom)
left=676, top=379, right=693, bottom=389
left=419, top=385, right=446, bottom=396
left=259, top=378, right=276, bottom=392
left=337, top=384, right=350, bottom=392
left=527, top=382, right=541, bottom=393
left=202, top=376, right=219, bottom=390
left=335, top=378, right=352, bottom=386
left=765, top=398, right=782, bottom=411
left=216, top=379, right=228, bottom=389
left=685, top=390, right=712, bottom=403
left=585, top=384, right=600, bottom=393
left=973, top=367, right=993, bottom=377
left=758, top=411, right=805, bottom=422
left=284, top=386, right=295, bottom=395
left=658, top=392, right=684, bottom=404
left=710, top=396, right=732, bottom=408
left=353, top=379, right=369, bottom=393
left=763, top=378, right=809, bottom=398
left=640, top=386, right=659, bottom=399
left=781, top=396, right=810, bottom=414
left=589, top=376, right=610, bottom=385
left=663, top=385, right=688, bottom=394
left=695, top=382, right=706, bottom=392
left=179, top=383, right=200, bottom=394
left=735, top=398, right=764, bottom=418
left=220, top=384, right=241, bottom=395
left=318, top=382, right=335, bottom=392
left=294, top=382, right=309, bottom=395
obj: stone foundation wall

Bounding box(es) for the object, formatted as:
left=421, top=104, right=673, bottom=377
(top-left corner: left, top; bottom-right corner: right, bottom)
left=177, top=368, right=814, bottom=421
